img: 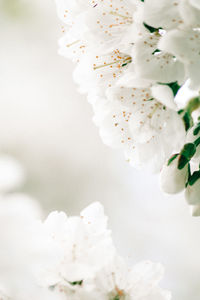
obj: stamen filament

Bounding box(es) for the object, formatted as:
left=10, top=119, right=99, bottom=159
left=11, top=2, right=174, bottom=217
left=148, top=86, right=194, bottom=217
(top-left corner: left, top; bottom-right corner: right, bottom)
left=109, top=11, right=132, bottom=21
left=66, top=40, right=80, bottom=48
left=148, top=103, right=159, bottom=119
left=93, top=56, right=132, bottom=70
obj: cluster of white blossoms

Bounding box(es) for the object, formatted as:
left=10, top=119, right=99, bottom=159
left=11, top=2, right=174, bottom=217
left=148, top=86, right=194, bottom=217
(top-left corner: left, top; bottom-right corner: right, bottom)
left=34, top=202, right=171, bottom=300
left=55, top=0, right=200, bottom=213
left=0, top=157, right=170, bottom=300
left=0, top=198, right=171, bottom=299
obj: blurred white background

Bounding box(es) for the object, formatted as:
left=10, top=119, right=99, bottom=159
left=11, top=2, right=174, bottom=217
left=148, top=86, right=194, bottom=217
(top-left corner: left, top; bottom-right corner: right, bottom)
left=1, top=0, right=200, bottom=299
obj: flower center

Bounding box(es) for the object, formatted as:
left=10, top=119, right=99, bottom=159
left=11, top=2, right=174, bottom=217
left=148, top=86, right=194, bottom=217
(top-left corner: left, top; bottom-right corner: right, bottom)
left=93, top=51, right=132, bottom=70
left=109, top=286, right=126, bottom=300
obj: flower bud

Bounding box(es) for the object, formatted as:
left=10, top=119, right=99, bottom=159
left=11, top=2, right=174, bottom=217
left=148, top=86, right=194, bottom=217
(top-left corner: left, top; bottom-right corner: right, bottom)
left=160, top=155, right=188, bottom=194
left=185, top=177, right=200, bottom=205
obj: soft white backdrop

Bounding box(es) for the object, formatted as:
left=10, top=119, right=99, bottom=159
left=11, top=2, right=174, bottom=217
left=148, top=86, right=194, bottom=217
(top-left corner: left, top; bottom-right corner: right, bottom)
left=1, top=0, right=200, bottom=299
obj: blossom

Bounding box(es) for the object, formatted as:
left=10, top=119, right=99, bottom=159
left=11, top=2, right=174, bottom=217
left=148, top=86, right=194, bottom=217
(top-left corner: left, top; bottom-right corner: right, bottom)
left=91, top=85, right=185, bottom=171
left=35, top=202, right=115, bottom=287
left=88, top=257, right=171, bottom=300
left=34, top=202, right=170, bottom=300
left=73, top=49, right=132, bottom=95
left=143, top=0, right=183, bottom=30
left=143, top=0, right=200, bottom=89
left=0, top=155, right=171, bottom=298
left=159, top=28, right=200, bottom=90
left=55, top=0, right=189, bottom=173
left=55, top=0, right=200, bottom=213
left=144, top=0, right=200, bottom=29
left=84, top=0, right=137, bottom=53
left=131, top=25, right=185, bottom=84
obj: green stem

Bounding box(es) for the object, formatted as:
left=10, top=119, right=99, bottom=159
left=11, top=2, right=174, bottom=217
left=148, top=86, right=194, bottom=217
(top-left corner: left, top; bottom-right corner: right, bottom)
left=186, top=96, right=200, bottom=115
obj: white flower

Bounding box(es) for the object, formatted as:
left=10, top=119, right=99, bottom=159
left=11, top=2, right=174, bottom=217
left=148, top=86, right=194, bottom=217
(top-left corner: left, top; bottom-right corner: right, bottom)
left=160, top=155, right=188, bottom=194
left=55, top=0, right=200, bottom=201
left=84, top=0, right=137, bottom=53
left=159, top=28, right=200, bottom=90
left=91, top=86, right=185, bottom=171
left=89, top=257, right=171, bottom=300
left=73, top=50, right=132, bottom=95
left=132, top=27, right=185, bottom=84
left=57, top=0, right=136, bottom=63
left=35, top=202, right=115, bottom=287
left=144, top=0, right=200, bottom=29
left=34, top=202, right=170, bottom=300
left=151, top=84, right=177, bottom=110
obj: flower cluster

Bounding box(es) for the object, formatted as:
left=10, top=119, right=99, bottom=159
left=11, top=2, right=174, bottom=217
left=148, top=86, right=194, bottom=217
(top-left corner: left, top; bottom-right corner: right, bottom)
left=0, top=195, right=170, bottom=300
left=0, top=155, right=170, bottom=300
left=34, top=202, right=171, bottom=300
left=55, top=0, right=200, bottom=212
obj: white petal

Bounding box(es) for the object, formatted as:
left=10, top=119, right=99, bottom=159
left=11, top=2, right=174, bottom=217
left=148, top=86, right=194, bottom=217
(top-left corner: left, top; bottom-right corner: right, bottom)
left=143, top=0, right=182, bottom=29
left=159, top=28, right=200, bottom=89
left=151, top=85, right=177, bottom=110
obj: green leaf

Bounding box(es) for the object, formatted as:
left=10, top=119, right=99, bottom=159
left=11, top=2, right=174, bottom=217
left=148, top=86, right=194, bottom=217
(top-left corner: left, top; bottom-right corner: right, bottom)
left=188, top=171, right=200, bottom=186
left=167, top=153, right=178, bottom=166
left=181, top=143, right=196, bottom=159
left=186, top=97, right=200, bottom=114
left=178, top=143, right=196, bottom=169
left=178, top=97, right=200, bottom=132
left=183, top=111, right=193, bottom=131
